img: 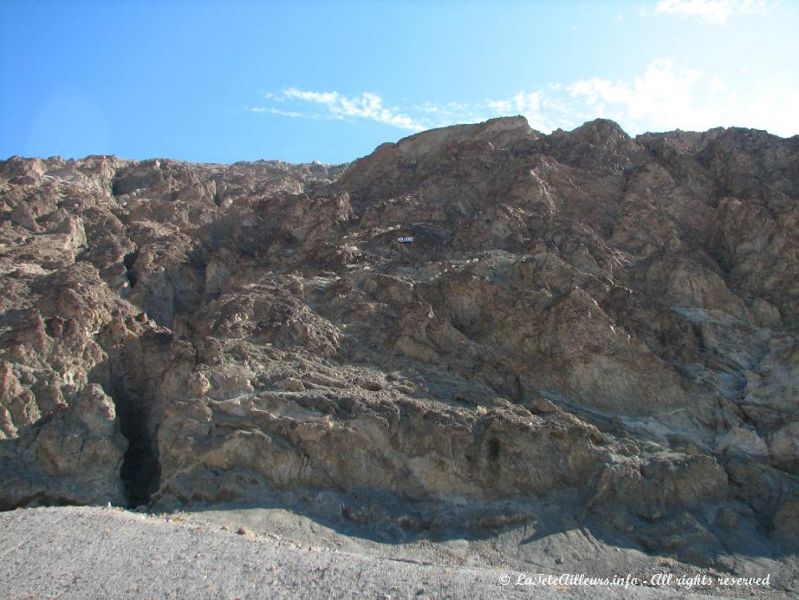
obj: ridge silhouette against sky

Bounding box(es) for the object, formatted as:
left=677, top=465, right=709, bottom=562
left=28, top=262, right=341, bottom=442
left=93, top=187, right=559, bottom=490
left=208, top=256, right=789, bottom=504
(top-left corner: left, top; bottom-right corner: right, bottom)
left=1, top=0, right=797, bottom=164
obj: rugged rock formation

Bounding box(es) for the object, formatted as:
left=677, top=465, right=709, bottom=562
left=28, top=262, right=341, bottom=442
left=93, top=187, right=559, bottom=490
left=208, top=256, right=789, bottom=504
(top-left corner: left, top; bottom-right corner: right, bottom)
left=1, top=117, right=798, bottom=565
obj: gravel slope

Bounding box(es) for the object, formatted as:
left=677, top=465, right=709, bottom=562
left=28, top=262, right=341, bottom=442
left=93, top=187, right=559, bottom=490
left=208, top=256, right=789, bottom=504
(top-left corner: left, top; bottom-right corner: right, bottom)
left=0, top=506, right=788, bottom=599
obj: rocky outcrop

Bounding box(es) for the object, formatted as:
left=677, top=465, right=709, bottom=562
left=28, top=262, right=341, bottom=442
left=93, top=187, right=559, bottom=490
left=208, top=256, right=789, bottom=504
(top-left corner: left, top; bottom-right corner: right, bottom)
left=0, top=383, right=127, bottom=508
left=1, top=120, right=798, bottom=566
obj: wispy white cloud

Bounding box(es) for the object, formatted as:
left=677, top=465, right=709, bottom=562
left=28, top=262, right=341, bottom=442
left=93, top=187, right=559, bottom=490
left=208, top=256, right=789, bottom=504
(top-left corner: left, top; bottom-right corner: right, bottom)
left=252, top=88, right=426, bottom=131
left=249, top=59, right=798, bottom=138
left=485, top=91, right=579, bottom=132
left=563, top=58, right=798, bottom=136
left=245, top=106, right=306, bottom=118
left=567, top=59, right=710, bottom=131
left=651, top=0, right=767, bottom=24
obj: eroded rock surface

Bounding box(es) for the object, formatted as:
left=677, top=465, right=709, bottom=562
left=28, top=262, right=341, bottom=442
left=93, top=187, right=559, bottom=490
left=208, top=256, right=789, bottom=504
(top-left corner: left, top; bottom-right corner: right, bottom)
left=1, top=118, right=798, bottom=568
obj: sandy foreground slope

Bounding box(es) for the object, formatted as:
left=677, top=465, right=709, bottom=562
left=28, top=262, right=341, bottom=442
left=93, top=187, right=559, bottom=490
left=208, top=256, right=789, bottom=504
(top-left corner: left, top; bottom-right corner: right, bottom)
left=0, top=506, right=790, bottom=599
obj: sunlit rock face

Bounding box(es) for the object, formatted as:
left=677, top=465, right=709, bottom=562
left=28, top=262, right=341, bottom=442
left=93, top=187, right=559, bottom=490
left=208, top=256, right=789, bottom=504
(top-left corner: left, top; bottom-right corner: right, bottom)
left=1, top=118, right=798, bottom=562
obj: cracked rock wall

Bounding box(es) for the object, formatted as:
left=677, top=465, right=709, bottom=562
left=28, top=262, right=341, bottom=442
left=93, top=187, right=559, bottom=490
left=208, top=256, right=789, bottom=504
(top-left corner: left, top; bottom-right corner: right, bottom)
left=1, top=117, right=798, bottom=561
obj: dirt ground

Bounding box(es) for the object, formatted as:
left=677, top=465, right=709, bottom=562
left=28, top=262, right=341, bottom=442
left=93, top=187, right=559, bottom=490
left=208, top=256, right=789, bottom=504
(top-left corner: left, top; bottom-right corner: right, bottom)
left=0, top=506, right=794, bottom=599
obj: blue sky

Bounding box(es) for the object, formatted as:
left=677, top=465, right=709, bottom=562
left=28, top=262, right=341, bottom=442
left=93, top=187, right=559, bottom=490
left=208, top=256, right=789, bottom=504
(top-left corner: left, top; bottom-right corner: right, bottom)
left=2, top=0, right=797, bottom=164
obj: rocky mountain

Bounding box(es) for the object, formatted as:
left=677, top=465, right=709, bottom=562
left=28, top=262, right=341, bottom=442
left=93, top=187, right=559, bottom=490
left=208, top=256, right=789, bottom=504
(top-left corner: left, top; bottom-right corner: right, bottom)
left=1, top=117, right=798, bottom=570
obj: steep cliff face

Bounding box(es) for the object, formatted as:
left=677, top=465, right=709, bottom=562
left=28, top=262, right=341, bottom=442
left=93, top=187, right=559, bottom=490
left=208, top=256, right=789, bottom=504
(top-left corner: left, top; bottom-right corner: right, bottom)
left=1, top=117, right=798, bottom=563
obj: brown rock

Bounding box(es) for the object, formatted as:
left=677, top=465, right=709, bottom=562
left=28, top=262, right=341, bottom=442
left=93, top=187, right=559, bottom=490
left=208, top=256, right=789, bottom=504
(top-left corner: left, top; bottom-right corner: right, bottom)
left=236, top=525, right=255, bottom=539
left=1, top=119, right=798, bottom=566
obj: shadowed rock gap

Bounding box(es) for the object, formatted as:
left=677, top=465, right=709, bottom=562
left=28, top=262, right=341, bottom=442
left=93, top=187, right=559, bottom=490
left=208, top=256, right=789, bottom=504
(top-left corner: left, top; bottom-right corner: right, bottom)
left=109, top=365, right=160, bottom=507
left=123, top=249, right=139, bottom=288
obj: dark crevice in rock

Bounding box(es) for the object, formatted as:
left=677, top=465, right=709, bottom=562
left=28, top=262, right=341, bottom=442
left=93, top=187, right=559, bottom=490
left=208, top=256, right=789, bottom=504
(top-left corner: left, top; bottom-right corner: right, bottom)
left=123, top=249, right=139, bottom=288
left=109, top=364, right=160, bottom=507
left=487, top=437, right=501, bottom=462
left=512, top=376, right=524, bottom=403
